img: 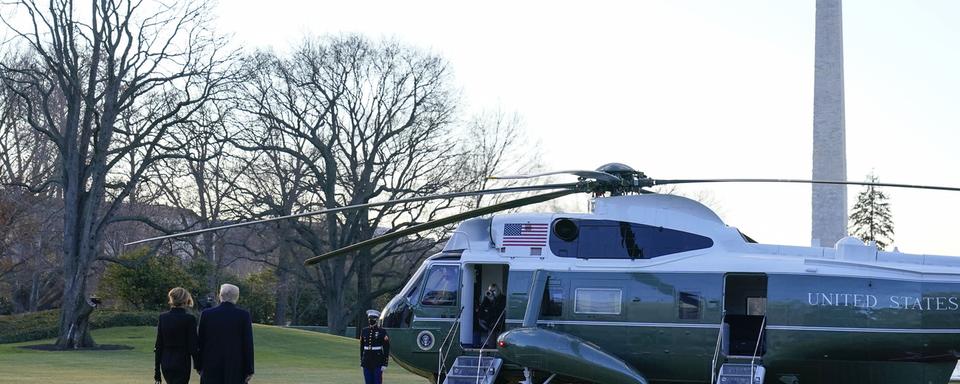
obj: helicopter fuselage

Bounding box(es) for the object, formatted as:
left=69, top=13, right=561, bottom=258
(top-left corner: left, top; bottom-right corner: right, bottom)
left=379, top=195, right=960, bottom=384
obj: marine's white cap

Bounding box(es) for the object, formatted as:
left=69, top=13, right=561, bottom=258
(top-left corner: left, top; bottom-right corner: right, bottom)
left=366, top=309, right=381, bottom=318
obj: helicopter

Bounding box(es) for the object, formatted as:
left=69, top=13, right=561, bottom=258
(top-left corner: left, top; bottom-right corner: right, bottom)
left=130, top=163, right=960, bottom=384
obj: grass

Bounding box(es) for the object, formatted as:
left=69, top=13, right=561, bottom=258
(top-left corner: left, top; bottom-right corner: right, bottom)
left=0, top=325, right=430, bottom=384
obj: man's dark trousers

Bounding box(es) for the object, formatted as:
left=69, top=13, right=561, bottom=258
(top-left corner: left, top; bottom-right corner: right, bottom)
left=362, top=367, right=382, bottom=384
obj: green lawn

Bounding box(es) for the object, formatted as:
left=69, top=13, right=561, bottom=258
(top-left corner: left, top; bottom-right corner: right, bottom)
left=0, top=325, right=430, bottom=384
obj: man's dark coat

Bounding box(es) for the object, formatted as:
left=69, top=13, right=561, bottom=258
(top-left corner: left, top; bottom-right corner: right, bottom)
left=197, top=302, right=254, bottom=384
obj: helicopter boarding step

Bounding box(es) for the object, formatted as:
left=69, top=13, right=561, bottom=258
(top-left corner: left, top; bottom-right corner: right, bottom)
left=442, top=355, right=503, bottom=384
left=716, top=362, right=765, bottom=384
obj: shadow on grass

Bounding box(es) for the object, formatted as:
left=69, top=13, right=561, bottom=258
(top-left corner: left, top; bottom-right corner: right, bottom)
left=18, top=344, right=134, bottom=351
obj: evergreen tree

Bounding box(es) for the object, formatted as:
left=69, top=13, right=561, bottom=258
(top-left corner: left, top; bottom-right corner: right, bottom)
left=848, top=173, right=895, bottom=250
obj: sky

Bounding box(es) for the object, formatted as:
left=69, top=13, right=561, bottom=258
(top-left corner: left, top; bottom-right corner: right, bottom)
left=215, top=0, right=960, bottom=255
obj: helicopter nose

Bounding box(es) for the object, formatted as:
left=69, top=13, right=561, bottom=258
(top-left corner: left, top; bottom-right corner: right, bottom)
left=380, top=296, right=413, bottom=328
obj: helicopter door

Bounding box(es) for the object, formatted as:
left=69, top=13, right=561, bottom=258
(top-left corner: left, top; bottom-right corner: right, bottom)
left=722, top=273, right=767, bottom=357
left=461, top=264, right=509, bottom=348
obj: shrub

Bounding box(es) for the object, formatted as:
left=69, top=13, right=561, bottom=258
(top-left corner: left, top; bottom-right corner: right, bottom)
left=92, top=310, right=159, bottom=329
left=222, top=271, right=277, bottom=325
left=0, top=309, right=159, bottom=344
left=99, top=247, right=203, bottom=311
left=288, top=286, right=326, bottom=326
left=0, top=309, right=59, bottom=343
left=0, top=296, right=12, bottom=315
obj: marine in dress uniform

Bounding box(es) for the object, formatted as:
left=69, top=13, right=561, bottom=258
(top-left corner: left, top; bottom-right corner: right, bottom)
left=361, top=309, right=390, bottom=384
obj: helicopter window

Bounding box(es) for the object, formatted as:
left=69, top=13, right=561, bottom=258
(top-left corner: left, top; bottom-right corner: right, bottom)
left=678, top=291, right=702, bottom=320
left=403, top=263, right=428, bottom=303
left=574, top=288, right=622, bottom=315
left=549, top=219, right=713, bottom=259
left=541, top=279, right=564, bottom=317
left=420, top=264, right=459, bottom=306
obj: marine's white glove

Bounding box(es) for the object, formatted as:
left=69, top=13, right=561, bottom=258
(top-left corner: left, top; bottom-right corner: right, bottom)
left=381, top=366, right=387, bottom=372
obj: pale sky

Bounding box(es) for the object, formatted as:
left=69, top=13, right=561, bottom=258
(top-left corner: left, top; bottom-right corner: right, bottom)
left=216, top=0, right=960, bottom=255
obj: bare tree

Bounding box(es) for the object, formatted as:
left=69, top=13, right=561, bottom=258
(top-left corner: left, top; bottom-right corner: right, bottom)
left=227, top=131, right=321, bottom=326
left=0, top=0, right=235, bottom=348
left=233, top=36, right=464, bottom=334
left=140, top=102, right=250, bottom=296
left=0, top=53, right=63, bottom=314
left=0, top=192, right=27, bottom=281
left=0, top=189, right=63, bottom=313
left=459, top=109, right=543, bottom=208
left=0, top=53, right=59, bottom=192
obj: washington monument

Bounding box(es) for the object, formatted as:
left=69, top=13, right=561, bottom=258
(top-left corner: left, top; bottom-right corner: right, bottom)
left=812, top=0, right=847, bottom=247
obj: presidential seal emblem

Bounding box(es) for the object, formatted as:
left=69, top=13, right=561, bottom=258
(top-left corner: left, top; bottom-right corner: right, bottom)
left=416, top=330, right=435, bottom=351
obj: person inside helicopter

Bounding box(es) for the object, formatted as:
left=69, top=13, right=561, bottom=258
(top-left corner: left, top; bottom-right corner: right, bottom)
left=475, top=283, right=505, bottom=348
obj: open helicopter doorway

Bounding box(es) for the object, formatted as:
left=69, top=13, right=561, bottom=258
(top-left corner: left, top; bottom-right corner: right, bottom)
left=722, top=273, right=768, bottom=357
left=459, top=264, right=508, bottom=349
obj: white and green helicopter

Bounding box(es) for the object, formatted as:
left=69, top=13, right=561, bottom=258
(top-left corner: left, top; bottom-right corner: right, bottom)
left=134, top=163, right=960, bottom=384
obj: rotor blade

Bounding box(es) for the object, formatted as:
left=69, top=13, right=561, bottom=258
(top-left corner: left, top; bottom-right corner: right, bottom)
left=652, top=178, right=960, bottom=192
left=489, top=170, right=620, bottom=183
left=125, top=182, right=578, bottom=247
left=303, top=189, right=577, bottom=265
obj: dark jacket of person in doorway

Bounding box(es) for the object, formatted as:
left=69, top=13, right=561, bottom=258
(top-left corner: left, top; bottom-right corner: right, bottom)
left=197, top=284, right=254, bottom=384
left=477, top=285, right=505, bottom=331
left=155, top=287, right=200, bottom=384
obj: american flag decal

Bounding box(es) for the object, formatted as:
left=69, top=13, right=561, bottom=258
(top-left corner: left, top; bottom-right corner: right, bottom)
left=503, top=223, right=548, bottom=246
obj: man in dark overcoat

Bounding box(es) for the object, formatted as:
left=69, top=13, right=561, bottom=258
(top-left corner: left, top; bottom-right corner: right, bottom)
left=361, top=309, right=390, bottom=384
left=197, top=284, right=255, bottom=384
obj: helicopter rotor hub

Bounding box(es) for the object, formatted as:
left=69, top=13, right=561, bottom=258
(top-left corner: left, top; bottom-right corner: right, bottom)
left=585, top=163, right=653, bottom=195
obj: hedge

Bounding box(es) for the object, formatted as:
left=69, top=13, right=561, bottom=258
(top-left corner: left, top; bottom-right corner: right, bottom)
left=0, top=309, right=159, bottom=344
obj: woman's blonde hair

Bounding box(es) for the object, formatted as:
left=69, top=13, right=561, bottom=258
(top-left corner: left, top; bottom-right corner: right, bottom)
left=168, top=287, right=194, bottom=308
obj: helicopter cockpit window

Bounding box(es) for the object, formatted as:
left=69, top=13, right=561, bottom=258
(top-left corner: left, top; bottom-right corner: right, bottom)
left=549, top=219, right=713, bottom=259
left=404, top=264, right=427, bottom=303
left=420, top=264, right=459, bottom=306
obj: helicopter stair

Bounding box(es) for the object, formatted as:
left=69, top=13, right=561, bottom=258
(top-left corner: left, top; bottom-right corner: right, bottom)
left=716, top=362, right=765, bottom=384
left=442, top=355, right=503, bottom=384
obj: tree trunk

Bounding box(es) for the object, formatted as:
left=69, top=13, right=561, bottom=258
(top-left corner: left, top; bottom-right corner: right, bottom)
left=321, top=155, right=347, bottom=336
left=55, top=237, right=98, bottom=348
left=55, top=249, right=96, bottom=348
left=274, top=267, right=288, bottom=326
left=203, top=230, right=218, bottom=297
left=355, top=208, right=373, bottom=339
left=325, top=284, right=347, bottom=335
left=55, top=290, right=95, bottom=348
left=29, top=271, right=40, bottom=312
left=274, top=224, right=297, bottom=326
left=289, top=283, right=302, bottom=325
left=55, top=151, right=99, bottom=349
